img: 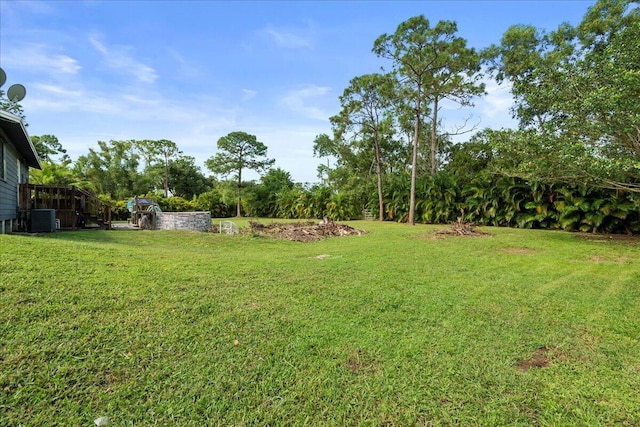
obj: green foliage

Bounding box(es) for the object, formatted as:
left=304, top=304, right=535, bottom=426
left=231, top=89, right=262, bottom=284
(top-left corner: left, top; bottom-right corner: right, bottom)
left=373, top=15, right=485, bottom=223
left=417, top=173, right=460, bottom=224
left=156, top=196, right=199, bottom=212
left=304, top=185, right=332, bottom=219
left=108, top=198, right=130, bottom=221
left=381, top=173, right=411, bottom=221
left=444, top=130, right=496, bottom=185
left=195, top=189, right=234, bottom=218
left=244, top=168, right=295, bottom=218
left=485, top=0, right=640, bottom=190
left=553, top=186, right=640, bottom=233
left=321, top=73, right=399, bottom=221
left=455, top=170, right=640, bottom=233
left=206, top=131, right=275, bottom=217
left=29, top=160, right=75, bottom=186
left=30, top=135, right=69, bottom=163
left=325, top=192, right=357, bottom=221
left=166, top=156, right=210, bottom=199
left=74, top=140, right=146, bottom=200
left=275, top=185, right=306, bottom=219
left=135, top=139, right=183, bottom=198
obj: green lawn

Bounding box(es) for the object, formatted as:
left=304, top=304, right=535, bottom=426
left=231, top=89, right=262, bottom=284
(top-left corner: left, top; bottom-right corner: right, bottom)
left=1, top=221, right=639, bottom=426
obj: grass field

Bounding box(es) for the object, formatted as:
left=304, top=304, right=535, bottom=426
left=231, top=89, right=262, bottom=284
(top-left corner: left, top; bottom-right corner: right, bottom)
left=1, top=220, right=639, bottom=426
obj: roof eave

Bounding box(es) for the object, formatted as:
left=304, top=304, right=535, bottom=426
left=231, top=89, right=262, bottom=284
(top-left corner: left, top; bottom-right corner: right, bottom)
left=0, top=110, right=42, bottom=170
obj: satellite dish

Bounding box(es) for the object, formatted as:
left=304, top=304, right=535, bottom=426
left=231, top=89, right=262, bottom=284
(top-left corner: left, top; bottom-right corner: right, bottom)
left=7, top=84, right=26, bottom=102
left=0, top=68, right=6, bottom=87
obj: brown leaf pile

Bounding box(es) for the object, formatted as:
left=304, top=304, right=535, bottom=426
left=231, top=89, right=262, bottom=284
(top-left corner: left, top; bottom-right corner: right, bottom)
left=248, top=221, right=366, bottom=242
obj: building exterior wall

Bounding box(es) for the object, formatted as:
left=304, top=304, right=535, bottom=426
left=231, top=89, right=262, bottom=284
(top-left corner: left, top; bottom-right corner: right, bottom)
left=0, top=111, right=41, bottom=234
left=155, top=212, right=212, bottom=231
left=0, top=134, right=19, bottom=221
left=0, top=131, right=31, bottom=233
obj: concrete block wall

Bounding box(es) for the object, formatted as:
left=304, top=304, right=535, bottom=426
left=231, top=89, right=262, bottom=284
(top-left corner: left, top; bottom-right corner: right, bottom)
left=155, top=212, right=211, bottom=231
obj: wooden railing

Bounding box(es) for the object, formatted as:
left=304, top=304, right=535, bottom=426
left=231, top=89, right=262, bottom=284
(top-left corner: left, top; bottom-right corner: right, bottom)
left=18, top=184, right=111, bottom=230
left=363, top=209, right=375, bottom=221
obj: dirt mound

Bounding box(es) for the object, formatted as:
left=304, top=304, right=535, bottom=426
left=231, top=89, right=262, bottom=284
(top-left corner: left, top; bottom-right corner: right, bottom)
left=248, top=220, right=366, bottom=242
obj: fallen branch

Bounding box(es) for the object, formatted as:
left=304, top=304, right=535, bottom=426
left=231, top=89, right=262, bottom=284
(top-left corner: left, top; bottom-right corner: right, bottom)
left=247, top=221, right=366, bottom=242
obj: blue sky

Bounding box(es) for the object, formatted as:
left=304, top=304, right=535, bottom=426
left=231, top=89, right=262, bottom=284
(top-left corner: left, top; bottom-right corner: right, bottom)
left=1, top=0, right=595, bottom=183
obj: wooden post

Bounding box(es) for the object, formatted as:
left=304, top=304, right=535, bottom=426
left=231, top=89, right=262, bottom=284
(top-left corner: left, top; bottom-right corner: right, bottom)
left=72, top=186, right=77, bottom=231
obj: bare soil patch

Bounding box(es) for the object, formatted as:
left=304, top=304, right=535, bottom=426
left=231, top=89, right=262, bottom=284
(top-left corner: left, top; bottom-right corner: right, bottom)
left=517, top=346, right=551, bottom=372
left=345, top=348, right=378, bottom=375
left=575, top=233, right=640, bottom=246
left=502, top=247, right=536, bottom=255
left=247, top=221, right=366, bottom=242
left=587, top=254, right=628, bottom=265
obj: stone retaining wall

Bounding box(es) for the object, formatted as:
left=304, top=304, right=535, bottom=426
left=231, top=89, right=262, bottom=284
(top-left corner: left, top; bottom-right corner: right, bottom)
left=155, top=212, right=211, bottom=231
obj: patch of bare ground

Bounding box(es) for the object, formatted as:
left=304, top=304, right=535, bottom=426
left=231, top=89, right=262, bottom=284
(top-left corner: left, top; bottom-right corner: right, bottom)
left=579, top=327, right=599, bottom=351
left=345, top=348, right=378, bottom=375
left=575, top=233, right=640, bottom=246
left=502, top=247, right=536, bottom=255
left=518, top=329, right=599, bottom=372
left=247, top=220, right=366, bottom=242
left=517, top=346, right=551, bottom=372
left=587, top=254, right=628, bottom=265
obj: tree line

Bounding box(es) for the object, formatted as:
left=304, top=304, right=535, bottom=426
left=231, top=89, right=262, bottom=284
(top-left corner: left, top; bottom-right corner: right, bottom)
left=4, top=0, right=639, bottom=232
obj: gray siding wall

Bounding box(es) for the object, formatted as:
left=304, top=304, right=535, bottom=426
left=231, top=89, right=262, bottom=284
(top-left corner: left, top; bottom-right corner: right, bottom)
left=0, top=136, right=21, bottom=221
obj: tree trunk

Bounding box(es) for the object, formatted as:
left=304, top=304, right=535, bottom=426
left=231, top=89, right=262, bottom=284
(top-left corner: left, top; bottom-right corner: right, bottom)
left=409, top=107, right=420, bottom=225
left=430, top=96, right=439, bottom=175
left=409, top=91, right=421, bottom=225
left=236, top=169, right=242, bottom=217
left=164, top=154, right=170, bottom=198
left=374, top=130, right=385, bottom=221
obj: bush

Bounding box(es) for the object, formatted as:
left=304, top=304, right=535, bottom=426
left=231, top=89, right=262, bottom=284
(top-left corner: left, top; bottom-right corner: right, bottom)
left=195, top=190, right=233, bottom=217
left=157, top=196, right=198, bottom=212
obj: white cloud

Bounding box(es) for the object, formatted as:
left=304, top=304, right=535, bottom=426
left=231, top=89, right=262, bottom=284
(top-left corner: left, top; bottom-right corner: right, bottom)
left=1, top=0, right=56, bottom=17
left=88, top=36, right=158, bottom=83
left=1, top=43, right=81, bottom=75
left=166, top=48, right=205, bottom=80
left=241, top=89, right=257, bottom=101
left=280, top=84, right=332, bottom=121
left=88, top=36, right=108, bottom=55
left=27, top=78, right=233, bottom=125
left=481, top=79, right=514, bottom=119
left=28, top=82, right=116, bottom=114
left=32, top=83, right=83, bottom=98
left=263, top=24, right=313, bottom=49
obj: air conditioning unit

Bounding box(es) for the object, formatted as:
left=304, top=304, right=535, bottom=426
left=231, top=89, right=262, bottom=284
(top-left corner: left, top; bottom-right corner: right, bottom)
left=29, top=209, right=57, bottom=232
